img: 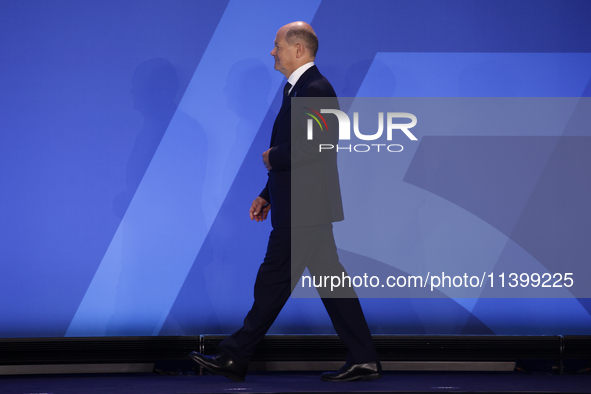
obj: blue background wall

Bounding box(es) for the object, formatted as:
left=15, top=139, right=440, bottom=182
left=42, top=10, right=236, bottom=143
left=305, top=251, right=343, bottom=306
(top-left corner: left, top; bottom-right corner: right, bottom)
left=1, top=0, right=590, bottom=338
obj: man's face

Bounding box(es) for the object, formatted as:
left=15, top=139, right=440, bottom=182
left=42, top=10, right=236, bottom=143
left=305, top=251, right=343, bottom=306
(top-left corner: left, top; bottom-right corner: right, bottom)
left=270, top=29, right=297, bottom=77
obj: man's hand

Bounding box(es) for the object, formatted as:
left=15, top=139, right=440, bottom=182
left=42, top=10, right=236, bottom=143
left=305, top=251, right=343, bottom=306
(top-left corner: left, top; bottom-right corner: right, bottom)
left=250, top=196, right=270, bottom=222
left=262, top=148, right=272, bottom=171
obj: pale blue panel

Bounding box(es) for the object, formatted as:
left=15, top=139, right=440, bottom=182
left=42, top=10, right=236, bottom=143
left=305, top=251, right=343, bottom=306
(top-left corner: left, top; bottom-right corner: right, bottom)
left=358, top=53, right=591, bottom=97
left=337, top=53, right=591, bottom=316
left=336, top=53, right=591, bottom=301
left=66, top=0, right=322, bottom=337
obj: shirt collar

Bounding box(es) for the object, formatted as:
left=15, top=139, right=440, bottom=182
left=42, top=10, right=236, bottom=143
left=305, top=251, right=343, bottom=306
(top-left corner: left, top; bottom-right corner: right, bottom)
left=286, top=62, right=315, bottom=94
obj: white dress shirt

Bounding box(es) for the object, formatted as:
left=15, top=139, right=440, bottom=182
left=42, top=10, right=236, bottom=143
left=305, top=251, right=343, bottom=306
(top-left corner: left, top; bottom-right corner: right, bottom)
left=286, top=62, right=315, bottom=95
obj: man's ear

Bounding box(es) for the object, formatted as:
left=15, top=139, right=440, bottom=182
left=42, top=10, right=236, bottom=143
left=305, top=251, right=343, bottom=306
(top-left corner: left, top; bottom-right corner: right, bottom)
left=295, top=43, right=304, bottom=58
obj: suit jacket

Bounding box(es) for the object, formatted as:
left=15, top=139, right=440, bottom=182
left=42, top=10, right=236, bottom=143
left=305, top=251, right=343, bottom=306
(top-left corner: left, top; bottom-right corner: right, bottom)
left=260, top=65, right=344, bottom=229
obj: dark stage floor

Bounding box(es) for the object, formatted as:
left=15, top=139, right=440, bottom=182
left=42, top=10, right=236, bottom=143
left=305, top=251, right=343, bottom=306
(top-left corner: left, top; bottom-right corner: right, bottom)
left=1, top=371, right=591, bottom=394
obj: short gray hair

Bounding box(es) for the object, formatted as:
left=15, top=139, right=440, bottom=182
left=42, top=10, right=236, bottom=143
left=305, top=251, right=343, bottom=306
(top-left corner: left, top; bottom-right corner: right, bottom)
left=285, top=27, right=318, bottom=57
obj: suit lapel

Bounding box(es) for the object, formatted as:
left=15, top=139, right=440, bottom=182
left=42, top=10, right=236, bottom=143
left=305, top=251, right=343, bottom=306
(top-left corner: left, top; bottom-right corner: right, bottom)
left=270, top=66, right=319, bottom=147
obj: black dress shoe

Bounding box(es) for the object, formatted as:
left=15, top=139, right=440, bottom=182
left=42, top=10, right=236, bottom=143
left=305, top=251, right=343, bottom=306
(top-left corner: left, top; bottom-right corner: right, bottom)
left=321, top=361, right=383, bottom=382
left=188, top=351, right=247, bottom=382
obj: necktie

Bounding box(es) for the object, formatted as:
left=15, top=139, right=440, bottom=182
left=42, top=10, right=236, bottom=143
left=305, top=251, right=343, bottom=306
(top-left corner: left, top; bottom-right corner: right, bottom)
left=281, top=82, right=292, bottom=107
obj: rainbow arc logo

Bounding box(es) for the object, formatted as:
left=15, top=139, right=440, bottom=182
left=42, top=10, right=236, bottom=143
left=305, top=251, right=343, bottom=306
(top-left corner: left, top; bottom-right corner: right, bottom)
left=304, top=107, right=329, bottom=132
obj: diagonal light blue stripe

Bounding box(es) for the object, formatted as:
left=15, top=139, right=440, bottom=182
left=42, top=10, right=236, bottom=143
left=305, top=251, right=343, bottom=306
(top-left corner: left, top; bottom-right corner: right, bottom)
left=66, top=0, right=322, bottom=337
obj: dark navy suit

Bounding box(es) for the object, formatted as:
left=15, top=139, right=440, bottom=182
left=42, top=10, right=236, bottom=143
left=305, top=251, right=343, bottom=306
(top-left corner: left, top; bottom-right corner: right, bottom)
left=219, top=66, right=378, bottom=366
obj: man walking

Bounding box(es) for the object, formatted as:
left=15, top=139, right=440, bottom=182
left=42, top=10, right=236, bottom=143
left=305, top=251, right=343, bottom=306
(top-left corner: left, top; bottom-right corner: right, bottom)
left=189, top=21, right=381, bottom=383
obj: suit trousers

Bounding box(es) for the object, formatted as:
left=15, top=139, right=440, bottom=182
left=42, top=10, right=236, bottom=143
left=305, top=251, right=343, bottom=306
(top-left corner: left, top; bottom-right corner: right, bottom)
left=219, top=224, right=378, bottom=366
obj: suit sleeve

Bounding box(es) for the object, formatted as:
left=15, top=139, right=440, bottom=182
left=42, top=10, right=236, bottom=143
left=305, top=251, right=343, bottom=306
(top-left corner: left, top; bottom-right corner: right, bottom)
left=259, top=178, right=270, bottom=202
